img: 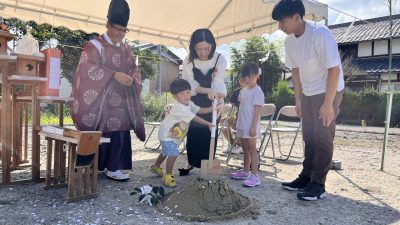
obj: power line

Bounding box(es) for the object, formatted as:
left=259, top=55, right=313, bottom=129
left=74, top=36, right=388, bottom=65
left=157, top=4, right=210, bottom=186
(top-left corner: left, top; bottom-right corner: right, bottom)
left=309, top=0, right=372, bottom=24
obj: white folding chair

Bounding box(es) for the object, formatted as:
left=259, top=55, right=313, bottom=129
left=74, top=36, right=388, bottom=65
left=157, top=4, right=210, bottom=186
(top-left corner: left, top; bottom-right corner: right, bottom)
left=225, top=104, right=276, bottom=168
left=143, top=103, right=173, bottom=150
left=217, top=103, right=233, bottom=147
left=263, top=105, right=303, bottom=161
left=257, top=104, right=276, bottom=166
left=223, top=105, right=240, bottom=167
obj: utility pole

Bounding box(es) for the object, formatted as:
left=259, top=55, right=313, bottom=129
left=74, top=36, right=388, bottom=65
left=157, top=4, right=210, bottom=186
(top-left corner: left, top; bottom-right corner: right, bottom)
left=381, top=0, right=394, bottom=171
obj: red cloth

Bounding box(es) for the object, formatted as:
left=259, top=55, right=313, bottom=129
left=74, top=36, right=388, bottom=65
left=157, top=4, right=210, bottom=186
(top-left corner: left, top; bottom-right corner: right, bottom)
left=70, top=36, right=145, bottom=141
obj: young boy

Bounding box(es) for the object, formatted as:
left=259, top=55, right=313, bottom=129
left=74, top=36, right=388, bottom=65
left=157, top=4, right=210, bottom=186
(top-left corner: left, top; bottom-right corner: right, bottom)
left=272, top=0, right=344, bottom=201
left=150, top=79, right=216, bottom=187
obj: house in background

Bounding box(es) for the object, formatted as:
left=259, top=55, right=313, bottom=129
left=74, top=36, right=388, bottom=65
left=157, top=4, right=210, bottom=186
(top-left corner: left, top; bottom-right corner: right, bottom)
left=329, top=15, right=400, bottom=92
left=59, top=44, right=183, bottom=97
left=140, top=44, right=183, bottom=94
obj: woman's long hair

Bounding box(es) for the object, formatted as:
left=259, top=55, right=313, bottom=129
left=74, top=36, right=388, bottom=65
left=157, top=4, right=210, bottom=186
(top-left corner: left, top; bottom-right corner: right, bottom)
left=188, top=28, right=216, bottom=63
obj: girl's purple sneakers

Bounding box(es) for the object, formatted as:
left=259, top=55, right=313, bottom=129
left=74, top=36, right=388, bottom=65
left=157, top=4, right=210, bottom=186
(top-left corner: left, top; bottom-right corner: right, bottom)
left=243, top=174, right=260, bottom=187
left=230, top=170, right=250, bottom=180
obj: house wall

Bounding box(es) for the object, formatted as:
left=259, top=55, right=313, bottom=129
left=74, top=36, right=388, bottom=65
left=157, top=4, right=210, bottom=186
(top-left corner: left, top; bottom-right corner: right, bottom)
left=344, top=69, right=379, bottom=92
left=160, top=60, right=180, bottom=92
left=358, top=42, right=372, bottom=57
left=147, top=59, right=180, bottom=93
left=346, top=71, right=400, bottom=92
left=374, top=40, right=388, bottom=55
left=149, top=78, right=157, bottom=93
left=142, top=79, right=150, bottom=93
left=357, top=39, right=400, bottom=56
left=392, top=38, right=400, bottom=54
left=380, top=73, right=400, bottom=91
left=381, top=82, right=400, bottom=91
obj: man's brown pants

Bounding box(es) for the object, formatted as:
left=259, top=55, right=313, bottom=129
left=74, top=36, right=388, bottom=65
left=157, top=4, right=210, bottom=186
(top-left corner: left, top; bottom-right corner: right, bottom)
left=300, top=91, right=343, bottom=185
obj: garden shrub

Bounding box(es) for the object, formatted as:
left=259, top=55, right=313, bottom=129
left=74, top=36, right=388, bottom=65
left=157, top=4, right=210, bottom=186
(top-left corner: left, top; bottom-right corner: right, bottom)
left=141, top=92, right=173, bottom=122
left=269, top=81, right=295, bottom=111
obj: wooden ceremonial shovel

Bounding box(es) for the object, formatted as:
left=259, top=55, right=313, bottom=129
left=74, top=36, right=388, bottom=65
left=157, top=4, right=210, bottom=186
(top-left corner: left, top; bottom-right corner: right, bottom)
left=200, top=99, right=221, bottom=179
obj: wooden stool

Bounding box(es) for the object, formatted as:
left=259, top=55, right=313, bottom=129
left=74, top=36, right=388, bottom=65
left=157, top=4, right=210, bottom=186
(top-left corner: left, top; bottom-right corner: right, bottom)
left=39, top=130, right=107, bottom=202
left=44, top=136, right=67, bottom=188
left=66, top=131, right=101, bottom=202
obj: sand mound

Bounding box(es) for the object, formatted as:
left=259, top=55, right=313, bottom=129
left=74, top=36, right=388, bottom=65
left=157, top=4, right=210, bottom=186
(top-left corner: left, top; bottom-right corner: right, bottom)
left=157, top=178, right=259, bottom=222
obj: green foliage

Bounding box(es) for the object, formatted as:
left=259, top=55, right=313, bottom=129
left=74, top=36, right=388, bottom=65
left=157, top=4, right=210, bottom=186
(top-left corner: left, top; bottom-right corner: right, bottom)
left=338, top=89, right=400, bottom=127
left=269, top=81, right=295, bottom=110
left=141, top=93, right=173, bottom=122
left=340, top=90, right=360, bottom=121
left=361, top=120, right=367, bottom=128
left=391, top=92, right=400, bottom=127
left=40, top=113, right=73, bottom=125
left=1, top=18, right=160, bottom=84
left=261, top=47, right=285, bottom=94
left=23, top=105, right=72, bottom=125
left=228, top=36, right=285, bottom=98
left=129, top=41, right=161, bottom=80
left=265, top=82, right=400, bottom=127
left=359, top=86, right=385, bottom=120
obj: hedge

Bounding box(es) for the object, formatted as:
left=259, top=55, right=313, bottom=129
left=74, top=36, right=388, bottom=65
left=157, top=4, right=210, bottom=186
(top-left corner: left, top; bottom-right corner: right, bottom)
left=140, top=84, right=400, bottom=127
left=266, top=81, right=400, bottom=127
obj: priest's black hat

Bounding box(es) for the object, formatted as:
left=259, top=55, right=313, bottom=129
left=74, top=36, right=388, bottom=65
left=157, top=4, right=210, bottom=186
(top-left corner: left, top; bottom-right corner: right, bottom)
left=107, top=0, right=130, bottom=27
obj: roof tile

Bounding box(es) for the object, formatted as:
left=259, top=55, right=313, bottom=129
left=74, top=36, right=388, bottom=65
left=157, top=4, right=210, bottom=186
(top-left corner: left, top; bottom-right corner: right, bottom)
left=329, top=15, right=400, bottom=43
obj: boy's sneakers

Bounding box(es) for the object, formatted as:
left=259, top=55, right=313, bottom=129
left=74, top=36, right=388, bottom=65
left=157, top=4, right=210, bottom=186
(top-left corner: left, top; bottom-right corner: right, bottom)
left=230, top=170, right=250, bottom=180
left=297, top=182, right=327, bottom=201
left=163, top=173, right=176, bottom=187
left=243, top=174, right=260, bottom=187
left=150, top=165, right=164, bottom=177
left=282, top=174, right=310, bottom=191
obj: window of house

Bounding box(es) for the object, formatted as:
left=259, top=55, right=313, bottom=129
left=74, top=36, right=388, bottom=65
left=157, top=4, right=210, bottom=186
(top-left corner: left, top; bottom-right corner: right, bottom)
left=374, top=40, right=388, bottom=55
left=392, top=39, right=400, bottom=54
left=358, top=42, right=372, bottom=57
left=380, top=83, right=400, bottom=91
left=381, top=74, right=397, bottom=81
left=395, top=83, right=400, bottom=91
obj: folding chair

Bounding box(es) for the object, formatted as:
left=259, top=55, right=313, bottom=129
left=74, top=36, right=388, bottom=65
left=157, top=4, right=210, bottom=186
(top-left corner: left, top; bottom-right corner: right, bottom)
left=257, top=104, right=276, bottom=166
left=217, top=103, right=233, bottom=147
left=225, top=104, right=276, bottom=167
left=262, top=105, right=303, bottom=161
left=143, top=103, right=173, bottom=150
left=223, top=105, right=240, bottom=166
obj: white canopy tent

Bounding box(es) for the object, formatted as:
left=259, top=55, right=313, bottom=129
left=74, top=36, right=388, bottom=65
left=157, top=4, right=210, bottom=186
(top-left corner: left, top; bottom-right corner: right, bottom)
left=0, top=0, right=327, bottom=47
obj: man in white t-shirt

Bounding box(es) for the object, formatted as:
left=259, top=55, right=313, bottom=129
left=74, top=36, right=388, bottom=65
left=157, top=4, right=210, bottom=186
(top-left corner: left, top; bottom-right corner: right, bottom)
left=272, top=0, right=344, bottom=201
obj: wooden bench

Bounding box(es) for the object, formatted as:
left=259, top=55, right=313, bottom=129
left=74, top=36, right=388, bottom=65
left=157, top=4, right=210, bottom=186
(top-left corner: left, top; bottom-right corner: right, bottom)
left=39, top=130, right=110, bottom=202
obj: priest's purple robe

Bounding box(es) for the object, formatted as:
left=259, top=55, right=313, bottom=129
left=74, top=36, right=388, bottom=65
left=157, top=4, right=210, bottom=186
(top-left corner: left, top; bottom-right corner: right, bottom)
left=70, top=36, right=145, bottom=141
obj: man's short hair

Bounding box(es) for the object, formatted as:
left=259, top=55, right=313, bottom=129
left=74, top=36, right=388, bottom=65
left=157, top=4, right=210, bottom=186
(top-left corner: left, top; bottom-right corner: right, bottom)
left=272, top=0, right=305, bottom=21
left=170, top=78, right=191, bottom=95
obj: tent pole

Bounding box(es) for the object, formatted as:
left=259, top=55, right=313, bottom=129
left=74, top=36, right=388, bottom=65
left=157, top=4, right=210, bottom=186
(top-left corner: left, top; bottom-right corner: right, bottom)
left=157, top=45, right=162, bottom=94
left=381, top=0, right=394, bottom=171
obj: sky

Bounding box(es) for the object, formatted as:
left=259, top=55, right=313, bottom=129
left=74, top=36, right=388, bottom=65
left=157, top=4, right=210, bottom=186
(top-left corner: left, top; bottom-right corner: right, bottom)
left=169, top=0, right=400, bottom=67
